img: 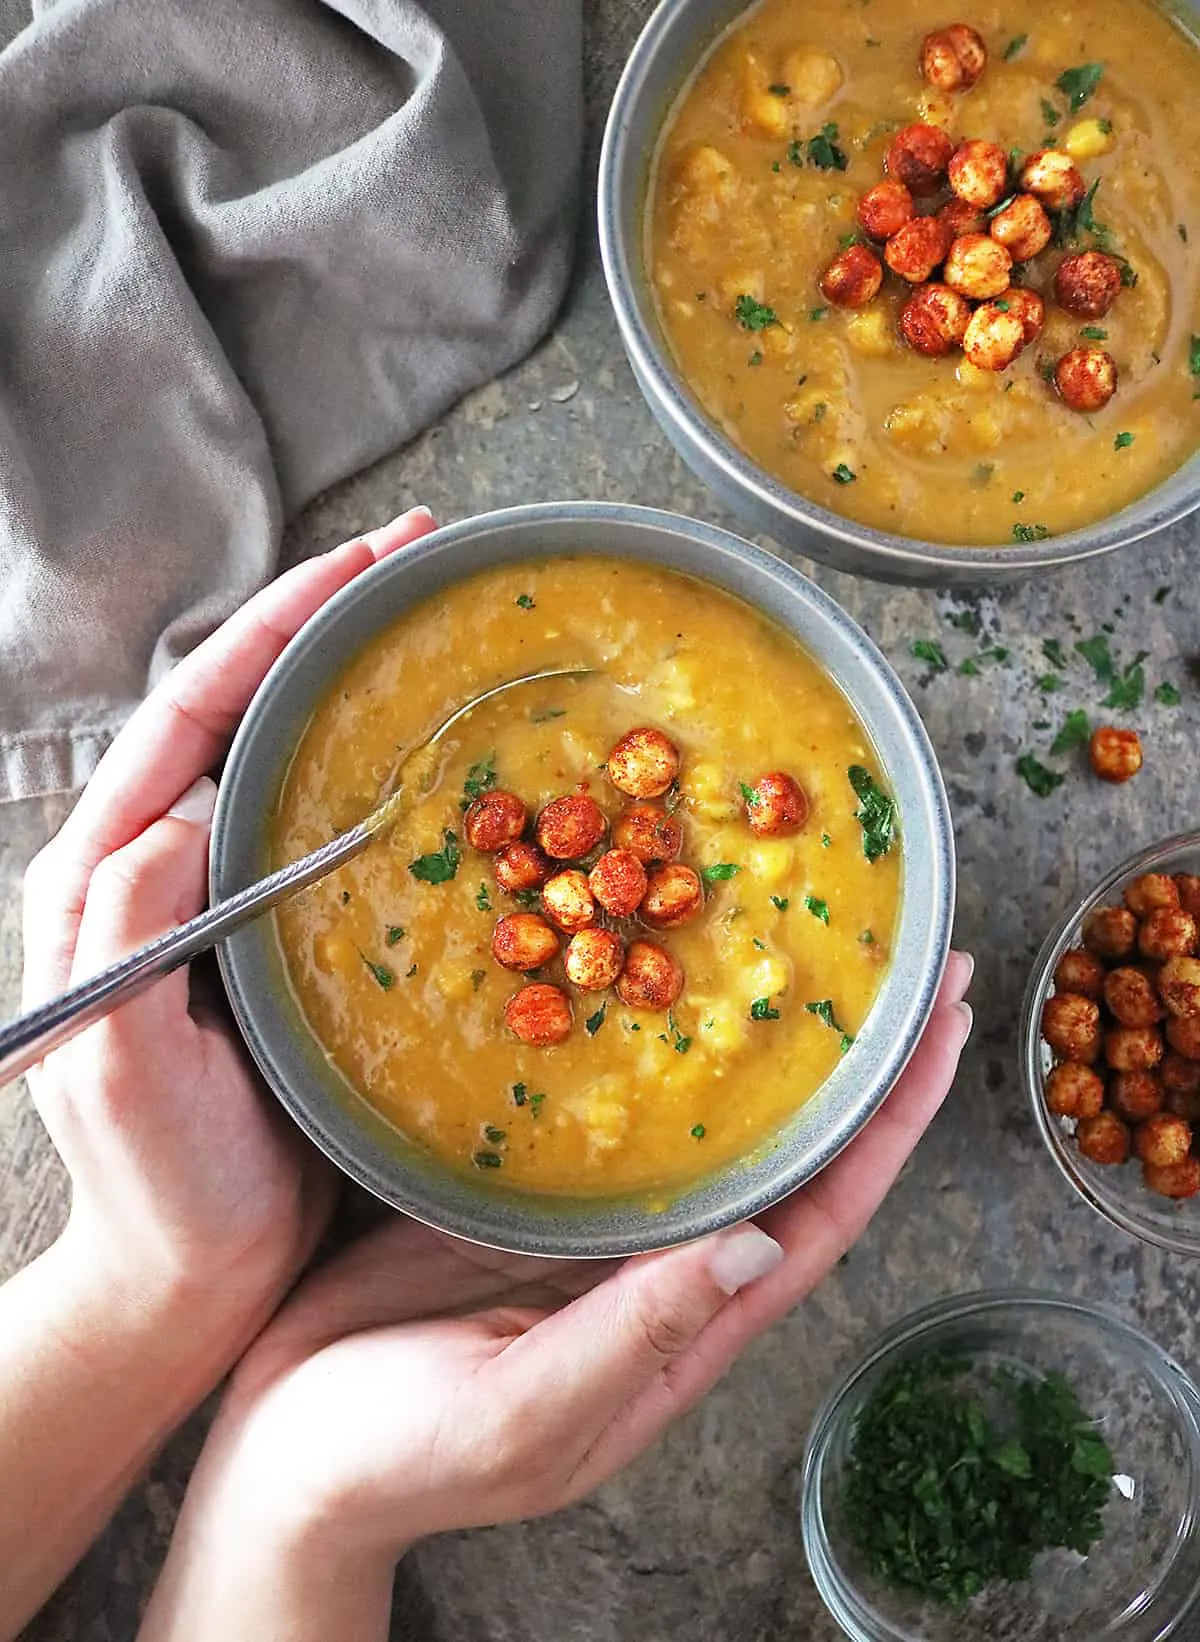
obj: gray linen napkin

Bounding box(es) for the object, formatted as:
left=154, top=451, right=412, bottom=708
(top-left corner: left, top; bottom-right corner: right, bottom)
left=0, top=0, right=581, bottom=800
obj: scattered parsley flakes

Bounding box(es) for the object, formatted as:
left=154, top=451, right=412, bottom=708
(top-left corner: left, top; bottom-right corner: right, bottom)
left=810, top=306, right=830, bottom=322
left=805, top=894, right=831, bottom=924
left=1050, top=709, right=1090, bottom=755
left=1056, top=62, right=1104, bottom=111
left=406, top=962, right=418, bottom=978
left=771, top=895, right=790, bottom=911
left=1190, top=334, right=1200, bottom=395
left=806, top=998, right=854, bottom=1053
left=512, top=1082, right=527, bottom=1106
left=408, top=829, right=461, bottom=884
left=1040, top=98, right=1061, bottom=128
left=475, top=881, right=492, bottom=911
left=1155, top=681, right=1182, bottom=706
left=1043, top=638, right=1069, bottom=669
left=821, top=832, right=832, bottom=848
left=1011, top=489, right=1026, bottom=503
left=911, top=639, right=949, bottom=672
left=748, top=349, right=764, bottom=366
left=667, top=1009, right=692, bottom=1055
left=832, top=463, right=857, bottom=484
left=1016, top=753, right=1065, bottom=797
left=385, top=924, right=405, bottom=945
left=750, top=997, right=781, bottom=1021
left=1013, top=523, right=1051, bottom=542
left=484, top=1125, right=507, bottom=1144
left=1079, top=325, right=1108, bottom=341
left=691, top=1123, right=707, bottom=1139
left=848, top=765, right=896, bottom=864
left=735, top=294, right=778, bottom=331
left=585, top=1003, right=607, bottom=1036
left=739, top=780, right=761, bottom=807
left=461, top=753, right=497, bottom=807
left=1102, top=653, right=1148, bottom=711
left=470, top=968, right=486, bottom=991
left=473, top=1150, right=503, bottom=1169
left=359, top=952, right=395, bottom=990
left=702, top=862, right=742, bottom=881
left=800, top=120, right=848, bottom=171
left=768, top=81, right=790, bottom=95
left=530, top=706, right=567, bottom=724
left=515, top=593, right=536, bottom=609
left=1113, top=431, right=1134, bottom=451
left=859, top=929, right=876, bottom=945
left=752, top=936, right=766, bottom=950
left=1003, top=32, right=1028, bottom=58
left=1036, top=673, right=1065, bottom=694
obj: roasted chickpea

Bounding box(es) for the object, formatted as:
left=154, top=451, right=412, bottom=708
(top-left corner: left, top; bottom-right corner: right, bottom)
left=1054, top=251, right=1123, bottom=319
left=605, top=727, right=680, bottom=800
left=1089, top=726, right=1142, bottom=783
left=536, top=794, right=608, bottom=860
left=1108, top=1070, right=1163, bottom=1124
left=820, top=243, right=884, bottom=309
left=885, top=123, right=956, bottom=195
left=1046, top=1062, right=1106, bottom=1120
left=745, top=770, right=808, bottom=836
left=1125, top=873, right=1180, bottom=917
left=491, top=913, right=560, bottom=973
left=857, top=180, right=915, bottom=240
left=612, top=802, right=683, bottom=865
left=1000, top=287, right=1045, bottom=345
left=1175, top=875, right=1200, bottom=920
left=1019, top=148, right=1086, bottom=210
left=947, top=140, right=1008, bottom=208
left=1103, top=966, right=1166, bottom=1028
left=1135, top=1112, right=1192, bottom=1168
left=1055, top=345, right=1118, bottom=413
left=899, top=283, right=972, bottom=356
left=494, top=841, right=551, bottom=895
left=464, top=789, right=527, bottom=853
left=641, top=863, right=704, bottom=929
left=885, top=216, right=953, bottom=283
left=962, top=302, right=1026, bottom=371
left=588, top=848, right=648, bottom=918
left=1159, top=956, right=1200, bottom=1018
left=1054, top=947, right=1107, bottom=999
left=616, top=939, right=684, bottom=1011
left=1077, top=1109, right=1131, bottom=1166
left=920, top=24, right=987, bottom=91
left=541, top=869, right=597, bottom=933
left=1082, top=904, right=1138, bottom=959
left=1139, top=908, right=1198, bottom=961
left=504, top=983, right=572, bottom=1047
left=1143, top=1157, right=1200, bottom=1199
left=943, top=233, right=1012, bottom=299
left=1163, top=1050, right=1200, bottom=1099
left=1041, top=992, right=1102, bottom=1062
left=938, top=198, right=987, bottom=238
left=564, top=928, right=625, bottom=991
left=1105, top=1024, right=1164, bottom=1072
left=988, top=193, right=1052, bottom=260
left=1167, top=1013, right=1200, bottom=1059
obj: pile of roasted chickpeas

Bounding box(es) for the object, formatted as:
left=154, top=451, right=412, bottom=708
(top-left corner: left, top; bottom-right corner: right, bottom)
left=462, top=727, right=808, bottom=1047
left=818, top=23, right=1125, bottom=411
left=1041, top=872, right=1200, bottom=1199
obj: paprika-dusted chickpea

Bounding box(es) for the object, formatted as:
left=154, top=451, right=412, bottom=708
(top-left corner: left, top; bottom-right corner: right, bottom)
left=1159, top=956, right=1200, bottom=1018
left=819, top=243, right=884, bottom=309
left=988, top=193, right=1052, bottom=261
left=464, top=789, right=527, bottom=853
left=1019, top=148, right=1086, bottom=210
left=943, top=233, right=1012, bottom=299
left=1125, top=873, right=1180, bottom=917
left=1054, top=250, right=1124, bottom=319
left=616, top=939, right=684, bottom=1011
left=605, top=727, right=680, bottom=800
left=504, top=982, right=573, bottom=1047
left=1135, top=1112, right=1192, bottom=1168
left=588, top=848, right=648, bottom=918
left=899, top=283, right=972, bottom=356
left=491, top=913, right=560, bottom=973
left=1167, top=1086, right=1200, bottom=1124
left=1108, top=1069, right=1164, bottom=1124
left=1077, top=1109, right=1131, bottom=1165
left=1175, top=875, right=1200, bottom=920
left=1103, top=965, right=1166, bottom=1027
left=1139, top=908, right=1199, bottom=961
left=1082, top=904, right=1138, bottom=960
left=1041, top=992, right=1102, bottom=1062
left=1000, top=287, right=1045, bottom=345
left=1046, top=1062, right=1106, bottom=1120
left=535, top=794, right=608, bottom=859
left=947, top=140, right=1009, bottom=208
left=1089, top=725, right=1142, bottom=783
left=885, top=216, right=952, bottom=283
left=612, top=802, right=683, bottom=865
left=1055, top=346, right=1118, bottom=413
left=1054, top=946, right=1107, bottom=1000
left=541, top=869, right=597, bottom=933
left=1168, top=1013, right=1200, bottom=1060
left=962, top=303, right=1025, bottom=371
left=1143, top=1157, right=1200, bottom=1199
left=885, top=122, right=955, bottom=195
left=1163, top=1049, right=1200, bottom=1099
left=744, top=770, right=808, bottom=836
left=494, top=840, right=551, bottom=895
left=1105, top=1024, right=1164, bottom=1072
left=920, top=24, right=987, bottom=92
left=938, top=197, right=987, bottom=239
left=564, top=928, right=625, bottom=991
left=857, top=179, right=915, bottom=240
left=641, top=863, right=704, bottom=929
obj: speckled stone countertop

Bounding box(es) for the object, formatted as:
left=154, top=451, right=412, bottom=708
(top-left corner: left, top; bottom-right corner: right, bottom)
left=3, top=1, right=1199, bottom=1637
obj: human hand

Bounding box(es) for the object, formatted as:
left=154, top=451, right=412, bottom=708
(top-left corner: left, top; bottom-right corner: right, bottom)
left=139, top=955, right=972, bottom=1642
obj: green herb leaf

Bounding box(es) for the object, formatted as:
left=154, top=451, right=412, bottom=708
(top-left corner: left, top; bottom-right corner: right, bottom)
left=750, top=996, right=781, bottom=1021
left=810, top=306, right=830, bottom=322
left=1156, top=681, right=1182, bottom=706
left=530, top=706, right=567, bottom=723
left=1040, top=98, right=1061, bottom=128
left=512, top=1082, right=527, bottom=1106
left=473, top=1150, right=503, bottom=1169
left=739, top=780, right=761, bottom=806
left=1016, top=753, right=1065, bottom=797
left=408, top=829, right=461, bottom=884
left=667, top=1009, right=692, bottom=1055
left=848, top=765, right=896, bottom=863
left=748, top=349, right=764, bottom=366
left=470, top=968, right=486, bottom=991
left=1013, top=522, right=1052, bottom=542
left=691, top=1123, right=707, bottom=1139
left=806, top=997, right=855, bottom=1052
left=1003, top=32, right=1028, bottom=59
left=585, top=1003, right=607, bottom=1036
left=702, top=862, right=742, bottom=881
left=1190, top=335, right=1200, bottom=384
left=771, top=894, right=790, bottom=911
left=484, top=1125, right=506, bottom=1144
left=821, top=832, right=832, bottom=848
left=359, top=953, right=396, bottom=990
left=530, top=1091, right=546, bottom=1116
left=804, top=894, right=831, bottom=924
left=1113, top=430, right=1134, bottom=450
left=515, top=593, right=536, bottom=609
left=768, top=81, right=790, bottom=95
left=911, top=639, right=949, bottom=672
left=832, top=463, right=857, bottom=484
left=1079, top=325, right=1108, bottom=340
left=1056, top=62, right=1104, bottom=110
left=735, top=294, right=778, bottom=331
left=1050, top=709, right=1090, bottom=755
left=462, top=753, right=497, bottom=806
left=1036, top=672, right=1065, bottom=694
left=1042, top=638, right=1068, bottom=669
left=385, top=924, right=405, bottom=945
left=406, top=962, right=418, bottom=978
left=805, top=121, right=848, bottom=170
left=859, top=929, right=875, bottom=945
left=475, top=881, right=492, bottom=911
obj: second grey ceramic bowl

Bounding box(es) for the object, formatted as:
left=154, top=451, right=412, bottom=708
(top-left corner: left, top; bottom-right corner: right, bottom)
left=597, top=0, right=1200, bottom=586
left=210, top=502, right=955, bottom=1257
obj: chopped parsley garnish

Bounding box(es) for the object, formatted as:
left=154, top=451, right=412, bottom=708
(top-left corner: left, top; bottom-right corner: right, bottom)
left=385, top=924, right=405, bottom=945
left=1003, top=32, right=1028, bottom=59
left=702, top=862, right=742, bottom=881
left=1050, top=709, right=1090, bottom=755
left=512, top=1082, right=527, bottom=1106
left=735, top=294, right=778, bottom=331
left=832, top=463, right=857, bottom=484
left=1013, top=522, right=1051, bottom=542
left=406, top=962, right=418, bottom=978
left=341, top=889, right=351, bottom=904
left=1036, top=673, right=1065, bottom=694
left=475, top=881, right=492, bottom=911
left=739, top=781, right=761, bottom=807
left=770, top=895, right=790, bottom=911
left=585, top=1003, right=607, bottom=1036
left=1056, top=62, right=1104, bottom=111
left=806, top=998, right=854, bottom=1053
left=530, top=706, right=567, bottom=723
left=1154, top=585, right=1171, bottom=604
left=408, top=829, right=461, bottom=884
left=859, top=929, right=876, bottom=945
left=667, top=1010, right=692, bottom=1055
left=1042, top=638, right=1068, bottom=669
left=359, top=953, right=396, bottom=990
left=805, top=894, right=831, bottom=924
left=752, top=937, right=766, bottom=950
left=810, top=306, right=830, bottom=322
left=1102, top=654, right=1148, bottom=711
left=1016, top=753, right=1064, bottom=797
left=484, top=1125, right=507, bottom=1144
left=821, top=832, right=832, bottom=848
left=1156, top=681, right=1182, bottom=706
left=1040, top=99, right=1061, bottom=128
left=473, top=1150, right=503, bottom=1169
left=1113, top=431, right=1134, bottom=450
left=793, top=121, right=848, bottom=171
left=1079, top=325, right=1107, bottom=341
left=470, top=968, right=486, bottom=991
left=461, top=753, right=497, bottom=806
left=768, top=81, right=790, bottom=95
left=515, top=593, right=536, bottom=609
left=748, top=349, right=764, bottom=366
left=911, top=639, right=949, bottom=672
left=1190, top=334, right=1200, bottom=394
left=530, top=1092, right=546, bottom=1116
left=848, top=765, right=896, bottom=864
left=750, top=997, right=781, bottom=1021
left=839, top=231, right=867, bottom=249
left=691, top=1123, right=707, bottom=1139
left=1180, top=223, right=1190, bottom=243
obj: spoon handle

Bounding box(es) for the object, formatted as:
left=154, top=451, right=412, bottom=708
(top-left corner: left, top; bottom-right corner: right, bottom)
left=0, top=821, right=374, bottom=1088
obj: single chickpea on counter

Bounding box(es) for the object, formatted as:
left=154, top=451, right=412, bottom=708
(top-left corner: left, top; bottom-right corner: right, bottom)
left=1089, top=726, right=1142, bottom=782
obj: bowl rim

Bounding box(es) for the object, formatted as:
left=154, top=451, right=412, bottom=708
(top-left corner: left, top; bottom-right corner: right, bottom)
left=1019, top=829, right=1200, bottom=1258
left=596, top=0, right=1200, bottom=577
left=209, top=499, right=955, bottom=1258
left=800, top=1286, right=1200, bottom=1642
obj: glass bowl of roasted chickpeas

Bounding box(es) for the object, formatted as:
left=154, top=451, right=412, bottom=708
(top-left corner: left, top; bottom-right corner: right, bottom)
left=1022, top=832, right=1200, bottom=1255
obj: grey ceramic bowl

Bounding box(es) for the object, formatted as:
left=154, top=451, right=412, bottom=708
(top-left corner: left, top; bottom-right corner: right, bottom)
left=210, top=502, right=955, bottom=1257
left=597, top=0, right=1200, bottom=586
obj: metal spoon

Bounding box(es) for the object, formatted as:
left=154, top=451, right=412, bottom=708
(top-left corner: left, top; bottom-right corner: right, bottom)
left=0, top=666, right=593, bottom=1087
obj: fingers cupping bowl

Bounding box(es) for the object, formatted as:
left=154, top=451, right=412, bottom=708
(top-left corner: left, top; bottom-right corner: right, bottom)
left=210, top=504, right=954, bottom=1257
left=599, top=0, right=1200, bottom=578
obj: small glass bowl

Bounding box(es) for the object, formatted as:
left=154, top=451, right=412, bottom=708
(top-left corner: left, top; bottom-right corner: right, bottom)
left=1020, top=830, right=1200, bottom=1256
left=801, top=1290, right=1200, bottom=1642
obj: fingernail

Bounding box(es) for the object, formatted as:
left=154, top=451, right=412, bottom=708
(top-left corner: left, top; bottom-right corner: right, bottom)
left=364, top=505, right=435, bottom=544
left=707, top=1225, right=784, bottom=1296
left=959, top=951, right=975, bottom=991
left=167, top=775, right=218, bottom=826
left=953, top=1000, right=974, bottom=1045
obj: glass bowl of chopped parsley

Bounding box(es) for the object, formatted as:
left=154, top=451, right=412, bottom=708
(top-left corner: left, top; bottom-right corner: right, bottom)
left=801, top=1290, right=1200, bottom=1640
